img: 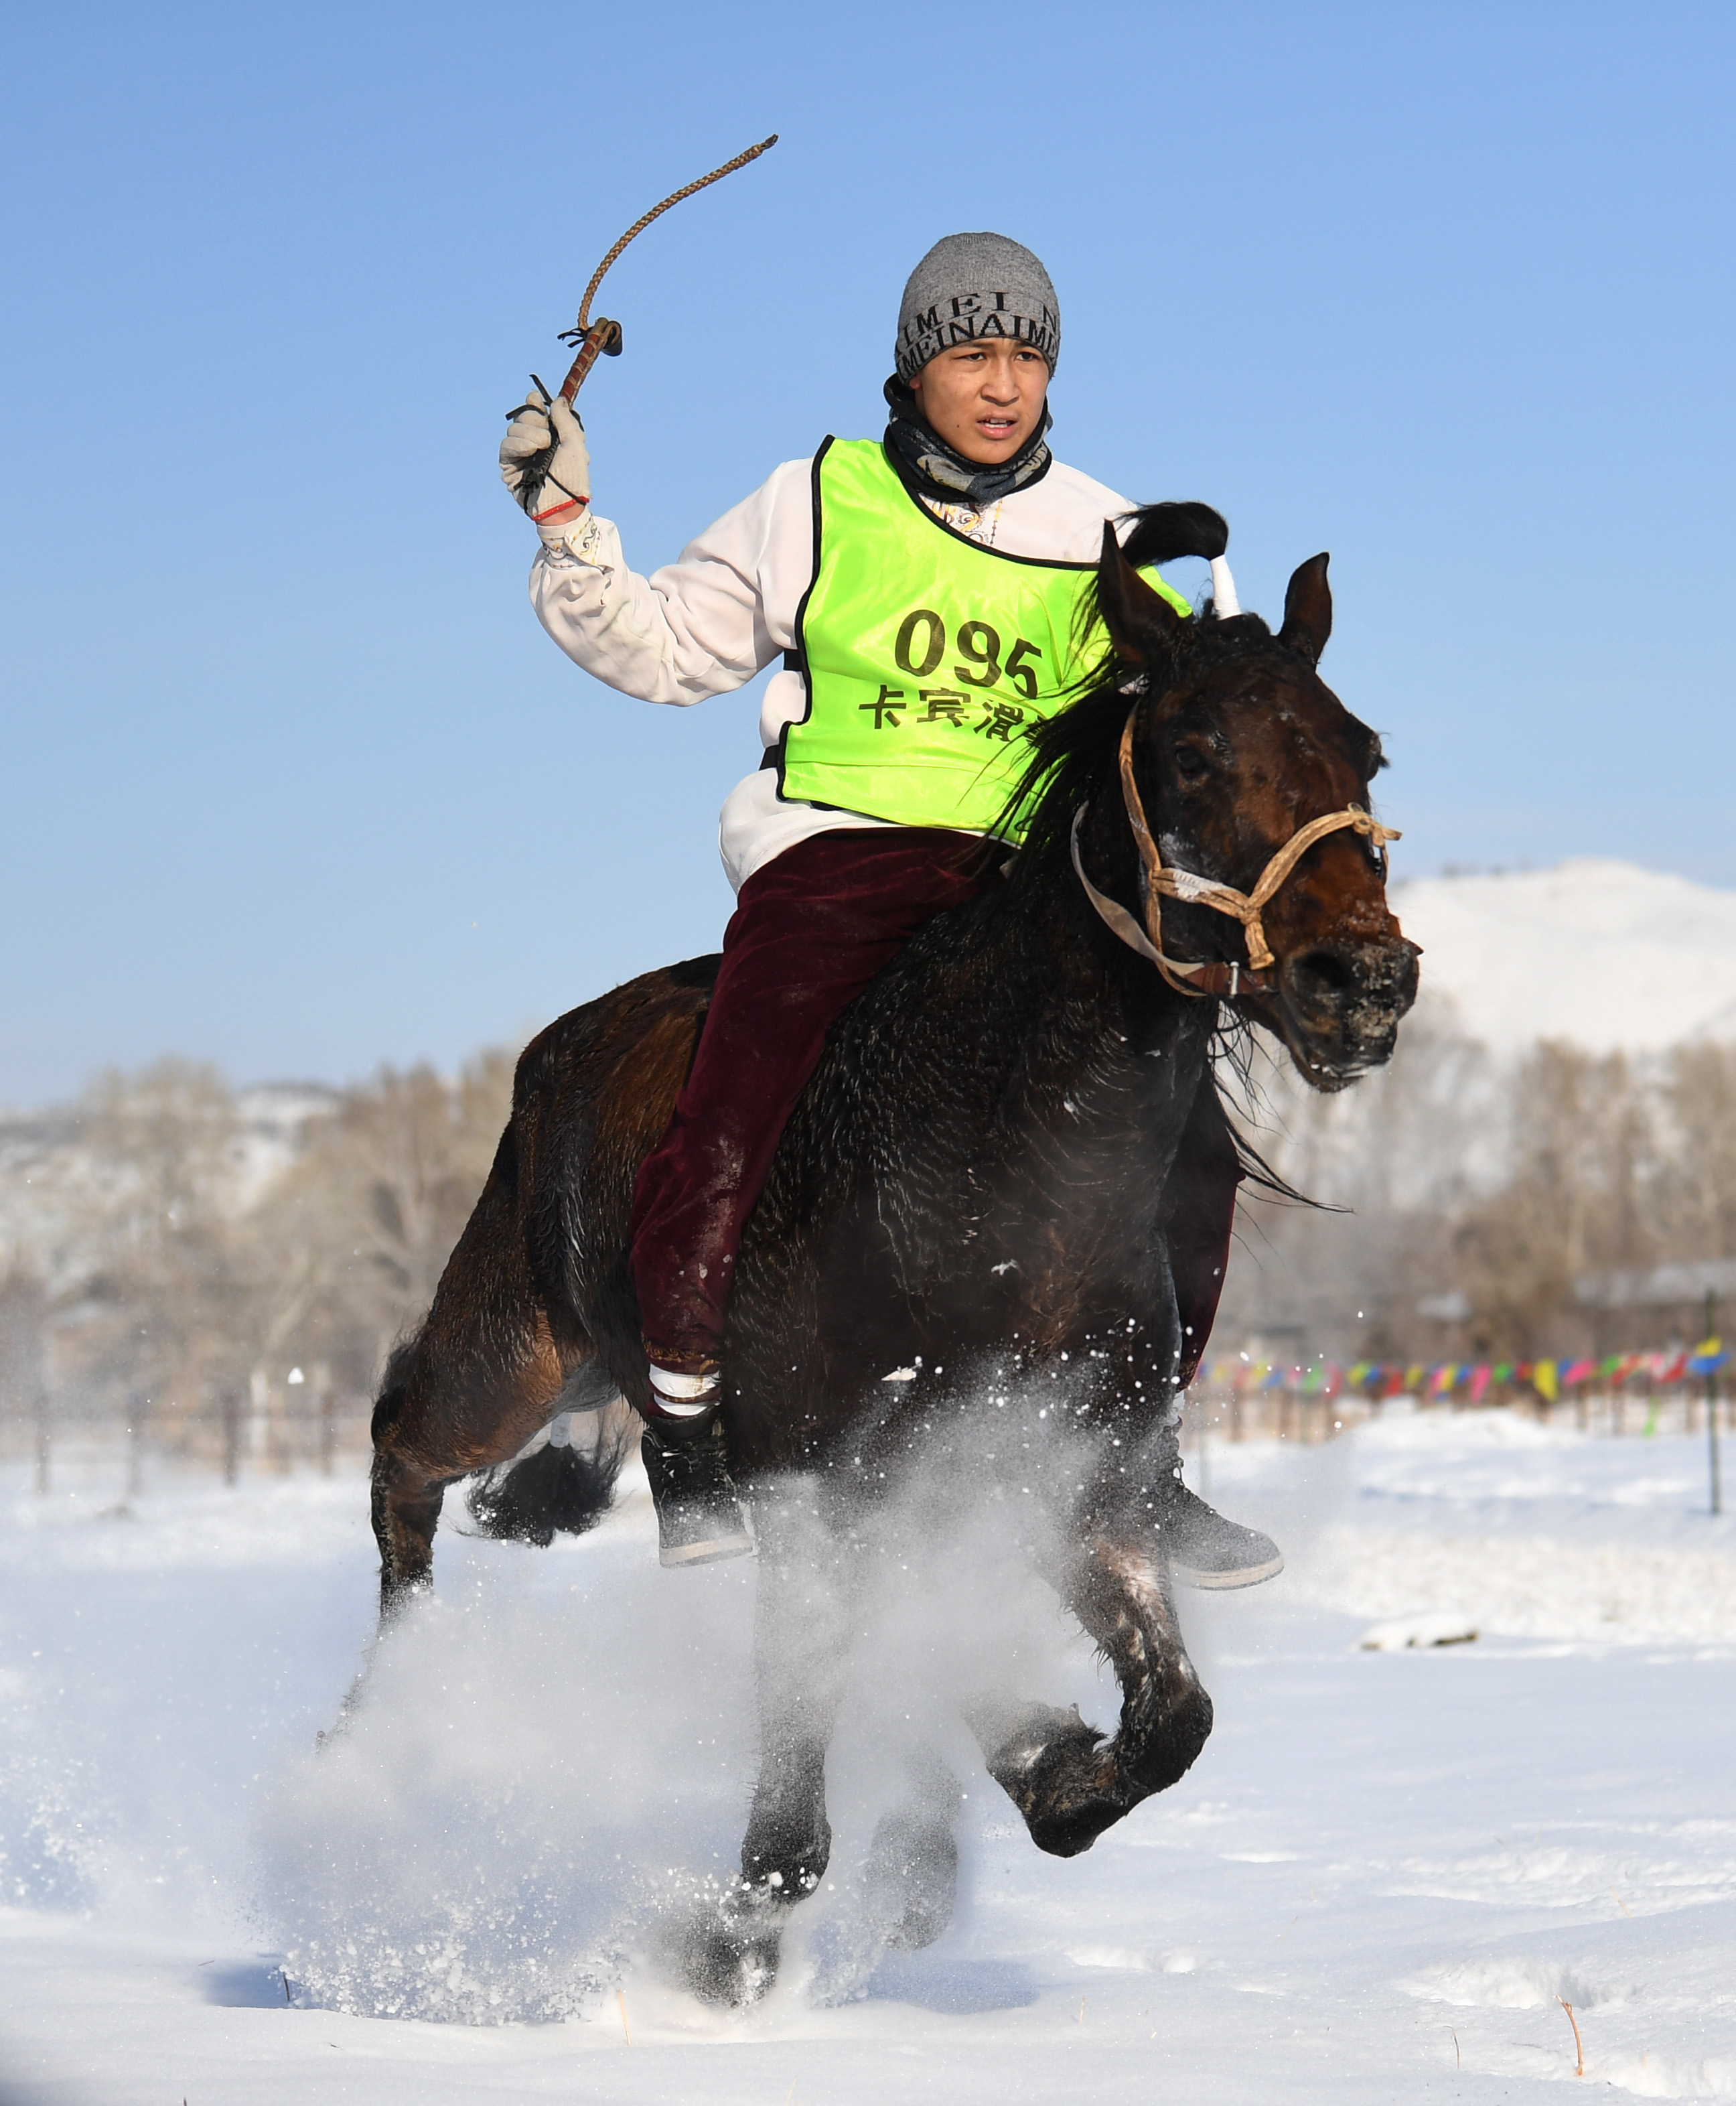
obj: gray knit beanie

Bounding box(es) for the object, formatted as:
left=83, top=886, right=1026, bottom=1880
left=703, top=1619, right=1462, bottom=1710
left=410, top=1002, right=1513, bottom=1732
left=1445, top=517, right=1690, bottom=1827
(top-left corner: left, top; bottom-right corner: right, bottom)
left=894, top=232, right=1060, bottom=383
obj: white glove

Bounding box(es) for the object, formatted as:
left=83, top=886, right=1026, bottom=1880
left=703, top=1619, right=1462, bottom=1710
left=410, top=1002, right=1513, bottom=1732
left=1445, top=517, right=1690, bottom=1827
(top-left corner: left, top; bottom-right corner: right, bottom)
left=499, top=386, right=591, bottom=539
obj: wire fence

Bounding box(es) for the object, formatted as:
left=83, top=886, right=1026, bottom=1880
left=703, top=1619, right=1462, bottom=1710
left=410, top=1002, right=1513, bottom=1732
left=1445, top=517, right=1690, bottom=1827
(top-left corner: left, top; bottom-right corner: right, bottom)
left=1, top=1373, right=376, bottom=1495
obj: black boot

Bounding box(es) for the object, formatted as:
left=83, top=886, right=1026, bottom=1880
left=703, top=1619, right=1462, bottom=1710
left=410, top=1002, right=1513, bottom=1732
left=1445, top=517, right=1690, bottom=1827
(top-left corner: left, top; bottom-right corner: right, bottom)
left=641, top=1409, right=753, bottom=1568
left=1155, top=1475, right=1283, bottom=1590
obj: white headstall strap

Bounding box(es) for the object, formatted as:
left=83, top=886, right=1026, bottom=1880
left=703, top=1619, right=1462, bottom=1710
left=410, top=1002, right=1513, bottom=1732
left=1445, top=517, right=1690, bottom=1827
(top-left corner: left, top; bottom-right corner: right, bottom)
left=1074, top=704, right=1401, bottom=990
left=1069, top=808, right=1243, bottom=999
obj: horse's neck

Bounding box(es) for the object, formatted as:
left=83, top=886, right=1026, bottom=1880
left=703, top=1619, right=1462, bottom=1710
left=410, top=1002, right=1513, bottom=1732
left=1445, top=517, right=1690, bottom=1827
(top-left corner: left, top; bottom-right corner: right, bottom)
left=961, top=851, right=1216, bottom=1159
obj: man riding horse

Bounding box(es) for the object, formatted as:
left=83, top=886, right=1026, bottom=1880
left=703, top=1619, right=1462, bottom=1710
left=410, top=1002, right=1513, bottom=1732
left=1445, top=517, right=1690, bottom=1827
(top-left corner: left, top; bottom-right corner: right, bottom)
left=499, top=232, right=1279, bottom=1586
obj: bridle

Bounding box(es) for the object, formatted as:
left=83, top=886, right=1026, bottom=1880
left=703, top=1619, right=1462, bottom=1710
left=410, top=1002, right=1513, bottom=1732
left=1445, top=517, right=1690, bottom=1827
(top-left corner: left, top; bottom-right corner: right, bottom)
left=1070, top=701, right=1401, bottom=1001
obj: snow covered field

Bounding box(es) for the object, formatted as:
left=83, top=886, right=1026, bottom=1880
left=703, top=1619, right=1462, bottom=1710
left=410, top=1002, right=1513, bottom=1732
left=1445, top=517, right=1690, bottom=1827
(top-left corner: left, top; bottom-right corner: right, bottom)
left=2, top=1407, right=1732, bottom=2103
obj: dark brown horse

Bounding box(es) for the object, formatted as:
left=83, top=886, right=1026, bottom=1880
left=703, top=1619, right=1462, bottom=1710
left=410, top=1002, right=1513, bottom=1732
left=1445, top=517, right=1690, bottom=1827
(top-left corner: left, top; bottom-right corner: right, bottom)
left=362, top=516, right=1418, bottom=2002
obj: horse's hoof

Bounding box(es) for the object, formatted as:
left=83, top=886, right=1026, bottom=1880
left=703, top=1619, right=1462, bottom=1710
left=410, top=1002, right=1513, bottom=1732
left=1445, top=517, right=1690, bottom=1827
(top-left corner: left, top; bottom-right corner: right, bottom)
left=1120, top=1683, right=1215, bottom=1797
left=677, top=1886, right=785, bottom=2006
left=1021, top=1779, right=1130, bottom=1859
left=681, top=1918, right=781, bottom=2006
left=973, top=1699, right=1128, bottom=1858
left=865, top=1806, right=959, bottom=1951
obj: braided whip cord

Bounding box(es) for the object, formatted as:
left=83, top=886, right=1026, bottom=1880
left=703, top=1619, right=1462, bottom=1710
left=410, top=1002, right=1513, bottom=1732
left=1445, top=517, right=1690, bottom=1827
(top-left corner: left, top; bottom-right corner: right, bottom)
left=551, top=135, right=778, bottom=402
left=567, top=134, right=779, bottom=338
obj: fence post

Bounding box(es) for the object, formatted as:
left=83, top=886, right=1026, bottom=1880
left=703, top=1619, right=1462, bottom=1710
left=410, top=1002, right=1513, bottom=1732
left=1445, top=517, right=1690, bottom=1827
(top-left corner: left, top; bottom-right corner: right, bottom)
left=33, top=1376, right=50, bottom=1496
left=221, top=1387, right=241, bottom=1486
left=248, top=1364, right=271, bottom=1465
left=314, top=1361, right=335, bottom=1476
left=1709, top=1288, right=1723, bottom=1519
left=125, top=1389, right=145, bottom=1502
left=33, top=1328, right=56, bottom=1496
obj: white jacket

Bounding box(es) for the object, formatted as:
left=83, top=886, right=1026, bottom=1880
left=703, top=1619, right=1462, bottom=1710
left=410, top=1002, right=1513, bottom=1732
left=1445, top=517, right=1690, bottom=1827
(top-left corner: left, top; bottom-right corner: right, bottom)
left=530, top=448, right=1137, bottom=892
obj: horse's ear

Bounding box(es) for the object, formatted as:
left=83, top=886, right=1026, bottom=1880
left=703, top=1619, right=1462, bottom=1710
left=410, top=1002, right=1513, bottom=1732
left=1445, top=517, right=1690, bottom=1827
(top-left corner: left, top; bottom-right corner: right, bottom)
left=1096, top=520, right=1183, bottom=669
left=1278, top=553, right=1333, bottom=665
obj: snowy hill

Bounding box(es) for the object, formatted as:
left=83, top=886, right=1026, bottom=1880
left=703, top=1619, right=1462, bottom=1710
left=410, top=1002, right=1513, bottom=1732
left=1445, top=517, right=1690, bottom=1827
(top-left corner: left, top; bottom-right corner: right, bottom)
left=1392, top=857, right=1736, bottom=1056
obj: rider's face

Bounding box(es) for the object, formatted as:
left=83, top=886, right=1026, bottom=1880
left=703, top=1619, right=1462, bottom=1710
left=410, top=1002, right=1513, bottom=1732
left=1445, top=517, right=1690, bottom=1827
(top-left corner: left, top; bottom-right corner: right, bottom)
left=908, top=341, right=1050, bottom=466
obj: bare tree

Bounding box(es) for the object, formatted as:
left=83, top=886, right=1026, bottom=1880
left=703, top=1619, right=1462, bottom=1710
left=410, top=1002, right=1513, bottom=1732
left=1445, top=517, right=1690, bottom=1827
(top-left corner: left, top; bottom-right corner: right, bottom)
left=50, top=1060, right=249, bottom=1436
left=238, top=1050, right=516, bottom=1394
left=11, top=1009, right=1736, bottom=1459
left=1652, top=1042, right=1736, bottom=1262
left=1216, top=995, right=1494, bottom=1362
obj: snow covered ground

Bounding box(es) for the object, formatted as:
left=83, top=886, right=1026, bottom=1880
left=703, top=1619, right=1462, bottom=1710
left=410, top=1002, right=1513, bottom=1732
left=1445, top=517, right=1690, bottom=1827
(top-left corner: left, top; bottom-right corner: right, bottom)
left=2, top=1406, right=1733, bottom=2103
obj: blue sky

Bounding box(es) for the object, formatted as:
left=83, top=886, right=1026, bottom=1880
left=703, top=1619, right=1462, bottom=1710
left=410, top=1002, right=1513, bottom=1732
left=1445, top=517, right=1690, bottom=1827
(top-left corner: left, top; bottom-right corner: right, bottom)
left=2, top=1, right=1732, bottom=1106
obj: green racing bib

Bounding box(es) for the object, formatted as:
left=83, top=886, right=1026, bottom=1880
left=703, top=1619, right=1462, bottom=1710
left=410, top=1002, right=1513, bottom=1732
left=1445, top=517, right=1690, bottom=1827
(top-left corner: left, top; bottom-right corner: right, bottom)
left=778, top=437, right=1189, bottom=841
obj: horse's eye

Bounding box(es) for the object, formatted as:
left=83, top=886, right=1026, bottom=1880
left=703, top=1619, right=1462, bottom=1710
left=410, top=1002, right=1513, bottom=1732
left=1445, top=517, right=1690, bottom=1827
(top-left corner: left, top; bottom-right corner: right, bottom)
left=1173, top=745, right=1210, bottom=780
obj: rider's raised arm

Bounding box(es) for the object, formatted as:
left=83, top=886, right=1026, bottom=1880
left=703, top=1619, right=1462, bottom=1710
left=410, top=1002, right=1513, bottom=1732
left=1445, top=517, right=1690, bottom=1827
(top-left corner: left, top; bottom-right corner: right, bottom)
left=527, top=458, right=815, bottom=709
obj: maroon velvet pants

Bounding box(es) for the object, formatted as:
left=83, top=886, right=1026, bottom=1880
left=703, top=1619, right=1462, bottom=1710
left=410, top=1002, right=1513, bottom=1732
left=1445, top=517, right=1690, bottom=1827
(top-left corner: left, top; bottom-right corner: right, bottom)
left=628, top=825, right=1240, bottom=1381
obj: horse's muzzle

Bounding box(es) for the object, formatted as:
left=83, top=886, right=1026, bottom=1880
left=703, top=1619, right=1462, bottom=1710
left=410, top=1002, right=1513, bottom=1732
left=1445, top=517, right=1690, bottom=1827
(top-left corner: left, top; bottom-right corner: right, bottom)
left=1277, top=936, right=1421, bottom=1088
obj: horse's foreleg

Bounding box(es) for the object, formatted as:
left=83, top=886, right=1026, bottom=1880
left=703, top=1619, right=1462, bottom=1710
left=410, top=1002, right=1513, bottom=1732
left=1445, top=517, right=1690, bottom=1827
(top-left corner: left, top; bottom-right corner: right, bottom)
left=972, top=1529, right=1212, bottom=1859
left=741, top=1541, right=853, bottom=1894
left=681, top=1500, right=857, bottom=2004
left=1074, top=1532, right=1214, bottom=1797
left=864, top=1746, right=964, bottom=1952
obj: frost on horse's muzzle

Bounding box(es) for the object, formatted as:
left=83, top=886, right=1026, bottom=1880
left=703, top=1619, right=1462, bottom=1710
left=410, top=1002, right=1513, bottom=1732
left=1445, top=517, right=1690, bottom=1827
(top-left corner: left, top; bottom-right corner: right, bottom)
left=1279, top=935, right=1421, bottom=1084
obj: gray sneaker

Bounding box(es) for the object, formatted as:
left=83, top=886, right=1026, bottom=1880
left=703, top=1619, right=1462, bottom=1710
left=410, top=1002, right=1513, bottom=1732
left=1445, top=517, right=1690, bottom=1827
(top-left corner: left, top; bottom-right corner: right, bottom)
left=1157, top=1480, right=1284, bottom=1589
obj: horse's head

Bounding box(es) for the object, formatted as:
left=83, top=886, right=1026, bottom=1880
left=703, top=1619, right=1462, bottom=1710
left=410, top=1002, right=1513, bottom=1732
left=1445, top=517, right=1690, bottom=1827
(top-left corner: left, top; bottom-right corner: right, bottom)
left=1078, top=516, right=1419, bottom=1091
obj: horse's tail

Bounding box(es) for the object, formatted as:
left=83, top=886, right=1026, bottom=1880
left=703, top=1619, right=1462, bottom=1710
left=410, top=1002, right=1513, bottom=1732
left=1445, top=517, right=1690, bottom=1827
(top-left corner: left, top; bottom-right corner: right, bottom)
left=465, top=1395, right=637, bottom=1547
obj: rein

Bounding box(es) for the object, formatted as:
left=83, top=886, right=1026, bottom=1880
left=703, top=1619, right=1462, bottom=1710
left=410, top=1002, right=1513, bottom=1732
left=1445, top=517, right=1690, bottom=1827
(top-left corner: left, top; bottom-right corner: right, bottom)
left=1070, top=702, right=1400, bottom=1001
